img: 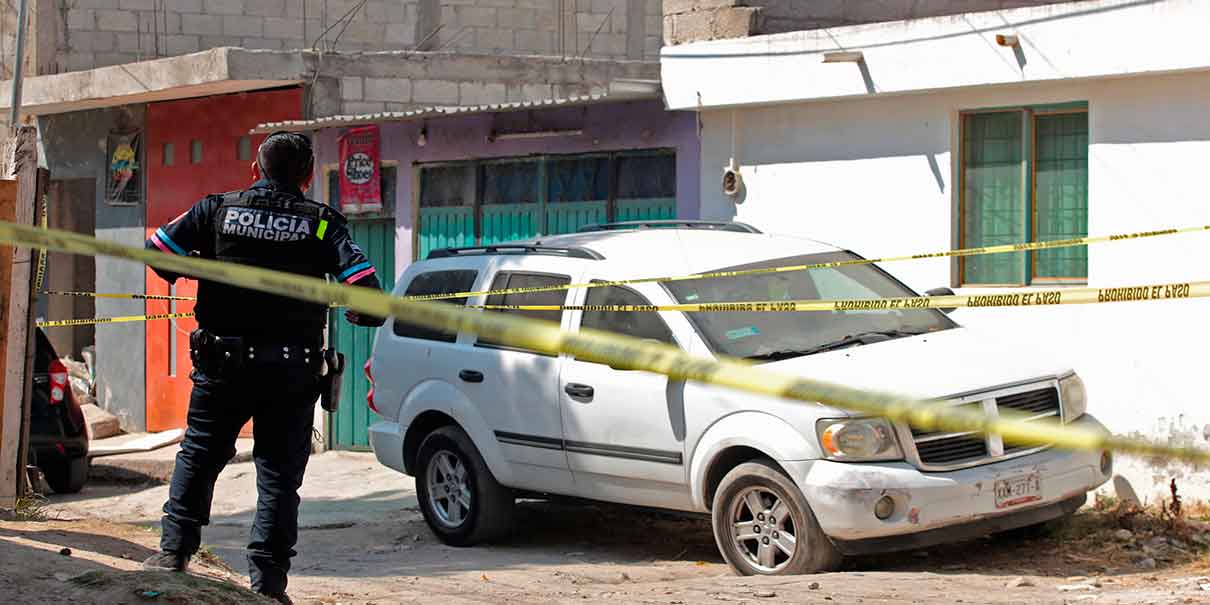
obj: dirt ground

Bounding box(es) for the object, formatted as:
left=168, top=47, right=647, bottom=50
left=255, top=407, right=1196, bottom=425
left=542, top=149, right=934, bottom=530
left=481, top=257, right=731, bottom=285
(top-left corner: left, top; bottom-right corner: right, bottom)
left=5, top=451, right=1210, bottom=604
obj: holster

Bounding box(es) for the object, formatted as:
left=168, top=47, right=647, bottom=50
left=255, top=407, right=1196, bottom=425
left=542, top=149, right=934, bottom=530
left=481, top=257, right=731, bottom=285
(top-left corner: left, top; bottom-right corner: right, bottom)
left=319, top=348, right=345, bottom=413
left=189, top=329, right=244, bottom=377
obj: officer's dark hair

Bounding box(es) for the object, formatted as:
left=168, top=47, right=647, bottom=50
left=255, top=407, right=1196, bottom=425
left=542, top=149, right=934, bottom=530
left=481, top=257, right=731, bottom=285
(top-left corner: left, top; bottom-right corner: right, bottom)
left=257, top=131, right=314, bottom=186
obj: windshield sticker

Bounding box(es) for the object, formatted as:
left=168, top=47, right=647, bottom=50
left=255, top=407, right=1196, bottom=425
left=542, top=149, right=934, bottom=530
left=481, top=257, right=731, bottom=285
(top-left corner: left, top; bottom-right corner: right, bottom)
left=684, top=293, right=700, bottom=301
left=726, top=326, right=760, bottom=340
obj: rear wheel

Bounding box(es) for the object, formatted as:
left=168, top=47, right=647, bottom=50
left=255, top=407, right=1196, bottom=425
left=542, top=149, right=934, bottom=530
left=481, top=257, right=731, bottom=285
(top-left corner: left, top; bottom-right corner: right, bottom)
left=415, top=426, right=514, bottom=546
left=42, top=457, right=89, bottom=494
left=711, top=460, right=842, bottom=575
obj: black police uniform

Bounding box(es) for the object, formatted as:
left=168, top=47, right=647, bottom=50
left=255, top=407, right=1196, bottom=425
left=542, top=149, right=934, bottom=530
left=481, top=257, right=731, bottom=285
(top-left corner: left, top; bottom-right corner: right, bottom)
left=146, top=179, right=382, bottom=595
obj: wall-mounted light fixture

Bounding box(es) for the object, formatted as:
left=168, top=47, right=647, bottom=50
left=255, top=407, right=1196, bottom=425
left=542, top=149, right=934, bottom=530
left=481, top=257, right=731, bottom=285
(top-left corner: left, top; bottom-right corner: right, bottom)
left=486, top=128, right=583, bottom=143
left=995, top=34, right=1020, bottom=47
left=416, top=125, right=428, bottom=147
left=822, top=51, right=864, bottom=63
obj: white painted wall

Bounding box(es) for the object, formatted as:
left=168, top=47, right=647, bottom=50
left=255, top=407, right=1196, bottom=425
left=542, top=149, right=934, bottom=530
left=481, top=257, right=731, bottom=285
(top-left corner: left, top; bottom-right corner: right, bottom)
left=697, top=71, right=1210, bottom=500
left=662, top=0, right=1210, bottom=111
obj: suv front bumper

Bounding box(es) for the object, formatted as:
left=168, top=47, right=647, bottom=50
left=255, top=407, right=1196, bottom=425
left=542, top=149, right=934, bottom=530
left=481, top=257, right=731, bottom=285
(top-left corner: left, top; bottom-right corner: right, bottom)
left=788, top=414, right=1111, bottom=555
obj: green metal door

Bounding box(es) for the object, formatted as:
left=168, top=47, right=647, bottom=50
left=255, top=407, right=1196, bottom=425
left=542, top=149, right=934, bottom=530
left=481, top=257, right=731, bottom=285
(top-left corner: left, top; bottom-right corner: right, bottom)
left=329, top=218, right=395, bottom=450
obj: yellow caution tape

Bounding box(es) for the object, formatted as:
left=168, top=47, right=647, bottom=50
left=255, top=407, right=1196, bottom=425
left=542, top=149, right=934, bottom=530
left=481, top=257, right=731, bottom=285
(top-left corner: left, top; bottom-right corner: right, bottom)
left=33, top=223, right=1207, bottom=306
left=32, top=194, right=48, bottom=296
left=43, top=290, right=198, bottom=301
left=470, top=281, right=1205, bottom=313
left=410, top=224, right=1209, bottom=301
left=36, top=312, right=194, bottom=328
left=3, top=220, right=1209, bottom=464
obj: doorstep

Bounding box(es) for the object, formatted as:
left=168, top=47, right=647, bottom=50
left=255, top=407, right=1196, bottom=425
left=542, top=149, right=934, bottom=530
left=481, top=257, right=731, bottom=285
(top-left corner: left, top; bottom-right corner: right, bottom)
left=89, top=434, right=255, bottom=484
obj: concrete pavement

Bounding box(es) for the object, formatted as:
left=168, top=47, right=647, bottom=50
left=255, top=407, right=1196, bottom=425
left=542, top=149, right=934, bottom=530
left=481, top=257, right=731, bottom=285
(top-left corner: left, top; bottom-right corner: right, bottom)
left=54, top=451, right=409, bottom=528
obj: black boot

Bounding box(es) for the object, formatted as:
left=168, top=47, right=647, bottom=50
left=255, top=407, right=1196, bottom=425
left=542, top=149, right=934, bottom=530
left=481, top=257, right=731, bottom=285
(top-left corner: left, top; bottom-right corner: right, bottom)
left=141, top=550, right=190, bottom=572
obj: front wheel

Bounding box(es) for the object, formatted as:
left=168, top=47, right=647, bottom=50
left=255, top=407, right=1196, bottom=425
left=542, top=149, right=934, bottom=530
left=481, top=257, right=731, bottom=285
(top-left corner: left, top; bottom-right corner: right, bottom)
left=711, top=460, right=842, bottom=575
left=415, top=425, right=514, bottom=546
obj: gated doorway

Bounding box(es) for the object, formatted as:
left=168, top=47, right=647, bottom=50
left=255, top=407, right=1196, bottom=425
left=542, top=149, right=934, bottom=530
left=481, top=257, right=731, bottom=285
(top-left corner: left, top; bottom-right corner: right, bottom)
left=325, top=164, right=397, bottom=450
left=144, top=89, right=303, bottom=432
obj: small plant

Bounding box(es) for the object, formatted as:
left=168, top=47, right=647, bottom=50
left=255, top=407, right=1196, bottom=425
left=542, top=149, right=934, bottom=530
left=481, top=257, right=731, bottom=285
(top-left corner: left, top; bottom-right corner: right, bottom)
left=1094, top=492, right=1119, bottom=512
left=195, top=544, right=234, bottom=573
left=12, top=493, right=49, bottom=521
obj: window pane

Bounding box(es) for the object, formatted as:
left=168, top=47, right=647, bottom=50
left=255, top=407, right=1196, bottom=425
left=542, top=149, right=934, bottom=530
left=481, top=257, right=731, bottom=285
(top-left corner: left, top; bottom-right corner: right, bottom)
left=393, top=270, right=478, bottom=342
left=163, top=143, right=174, bottom=166
left=1033, top=113, right=1088, bottom=279
left=962, top=112, right=1025, bottom=285
left=191, top=139, right=203, bottom=164
left=547, top=155, right=609, bottom=203
left=581, top=285, right=674, bottom=345
left=420, top=164, right=474, bottom=208
left=237, top=136, right=252, bottom=161
left=482, top=160, right=540, bottom=205
left=616, top=152, right=676, bottom=199
left=478, top=272, right=570, bottom=350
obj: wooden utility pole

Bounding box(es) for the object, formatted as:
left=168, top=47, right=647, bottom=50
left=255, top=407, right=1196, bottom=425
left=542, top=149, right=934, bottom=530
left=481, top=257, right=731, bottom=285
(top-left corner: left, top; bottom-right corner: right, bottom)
left=0, top=126, right=43, bottom=508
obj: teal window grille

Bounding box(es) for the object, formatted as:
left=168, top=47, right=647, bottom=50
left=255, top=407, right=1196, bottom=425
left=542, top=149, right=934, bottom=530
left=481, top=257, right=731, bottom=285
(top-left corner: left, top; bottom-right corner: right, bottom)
left=961, top=106, right=1088, bottom=285
left=416, top=149, right=677, bottom=260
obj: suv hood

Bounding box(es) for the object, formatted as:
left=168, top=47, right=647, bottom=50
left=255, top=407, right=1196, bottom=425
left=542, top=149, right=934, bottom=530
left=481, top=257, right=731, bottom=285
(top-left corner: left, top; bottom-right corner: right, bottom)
left=761, top=326, right=1070, bottom=408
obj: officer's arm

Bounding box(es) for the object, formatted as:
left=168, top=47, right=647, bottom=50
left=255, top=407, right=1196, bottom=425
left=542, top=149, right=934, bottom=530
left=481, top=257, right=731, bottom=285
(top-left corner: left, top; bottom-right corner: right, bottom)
left=145, top=197, right=218, bottom=282
left=324, top=216, right=385, bottom=327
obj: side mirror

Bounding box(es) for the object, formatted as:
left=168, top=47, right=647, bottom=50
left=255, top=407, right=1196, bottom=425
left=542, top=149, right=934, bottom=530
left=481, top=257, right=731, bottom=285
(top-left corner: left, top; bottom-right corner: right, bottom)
left=925, top=287, right=957, bottom=314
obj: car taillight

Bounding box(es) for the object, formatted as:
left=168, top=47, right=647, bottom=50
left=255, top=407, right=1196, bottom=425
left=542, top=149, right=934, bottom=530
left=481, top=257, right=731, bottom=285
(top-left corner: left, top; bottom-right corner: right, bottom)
left=364, top=359, right=378, bottom=414
left=48, top=360, right=69, bottom=406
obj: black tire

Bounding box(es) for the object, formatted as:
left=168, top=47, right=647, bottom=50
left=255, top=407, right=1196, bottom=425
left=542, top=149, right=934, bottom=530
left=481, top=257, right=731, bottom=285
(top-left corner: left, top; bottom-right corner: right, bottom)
left=43, top=457, right=89, bottom=494
left=415, top=425, right=514, bottom=546
left=711, top=459, right=842, bottom=575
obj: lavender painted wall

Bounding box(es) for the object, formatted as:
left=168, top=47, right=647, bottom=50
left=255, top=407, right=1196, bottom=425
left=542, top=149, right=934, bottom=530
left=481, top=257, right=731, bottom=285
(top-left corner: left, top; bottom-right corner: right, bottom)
left=313, top=100, right=701, bottom=281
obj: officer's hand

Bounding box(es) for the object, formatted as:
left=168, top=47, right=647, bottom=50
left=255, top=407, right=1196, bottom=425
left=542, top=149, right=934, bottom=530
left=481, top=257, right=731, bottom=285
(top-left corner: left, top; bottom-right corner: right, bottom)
left=345, top=309, right=385, bottom=327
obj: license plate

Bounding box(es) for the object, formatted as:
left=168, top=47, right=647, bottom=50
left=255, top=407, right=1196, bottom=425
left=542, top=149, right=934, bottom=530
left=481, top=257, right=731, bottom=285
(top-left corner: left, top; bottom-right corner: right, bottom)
left=994, top=472, right=1041, bottom=509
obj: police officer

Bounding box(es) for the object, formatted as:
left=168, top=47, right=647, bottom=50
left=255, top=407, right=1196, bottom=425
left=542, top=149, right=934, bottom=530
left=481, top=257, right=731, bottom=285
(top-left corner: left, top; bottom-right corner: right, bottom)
left=141, top=131, right=384, bottom=604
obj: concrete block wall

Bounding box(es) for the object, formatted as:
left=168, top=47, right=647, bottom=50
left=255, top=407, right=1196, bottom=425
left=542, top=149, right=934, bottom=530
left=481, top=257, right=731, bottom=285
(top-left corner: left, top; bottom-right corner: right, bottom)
left=36, top=0, right=663, bottom=74
left=664, top=0, right=1086, bottom=45
left=322, top=49, right=659, bottom=115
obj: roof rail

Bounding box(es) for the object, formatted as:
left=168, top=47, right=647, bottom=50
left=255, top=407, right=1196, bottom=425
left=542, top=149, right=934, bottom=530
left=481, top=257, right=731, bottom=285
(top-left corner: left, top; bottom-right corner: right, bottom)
left=577, top=220, right=762, bottom=234
left=426, top=244, right=605, bottom=261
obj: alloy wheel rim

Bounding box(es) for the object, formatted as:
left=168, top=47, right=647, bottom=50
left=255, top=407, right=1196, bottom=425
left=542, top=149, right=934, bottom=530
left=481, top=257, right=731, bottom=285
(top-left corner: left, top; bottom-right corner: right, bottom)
left=729, top=486, right=797, bottom=572
left=426, top=450, right=471, bottom=528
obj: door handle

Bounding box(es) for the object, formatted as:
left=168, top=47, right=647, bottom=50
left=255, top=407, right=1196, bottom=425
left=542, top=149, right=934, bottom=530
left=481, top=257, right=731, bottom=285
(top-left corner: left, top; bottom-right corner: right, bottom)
left=564, top=383, right=595, bottom=398
left=458, top=369, right=484, bottom=383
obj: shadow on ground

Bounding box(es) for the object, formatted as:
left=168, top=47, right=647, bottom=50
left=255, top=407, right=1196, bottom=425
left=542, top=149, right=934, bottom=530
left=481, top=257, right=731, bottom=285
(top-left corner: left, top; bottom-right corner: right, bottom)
left=202, top=498, right=722, bottom=580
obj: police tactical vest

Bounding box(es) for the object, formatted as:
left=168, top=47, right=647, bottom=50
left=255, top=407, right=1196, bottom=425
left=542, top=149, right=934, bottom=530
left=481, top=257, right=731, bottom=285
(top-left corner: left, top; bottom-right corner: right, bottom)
left=194, top=186, right=342, bottom=343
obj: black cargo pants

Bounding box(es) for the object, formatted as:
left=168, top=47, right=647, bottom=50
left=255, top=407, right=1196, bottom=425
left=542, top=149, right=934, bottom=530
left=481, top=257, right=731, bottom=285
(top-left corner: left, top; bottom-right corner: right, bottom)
left=159, top=350, right=318, bottom=595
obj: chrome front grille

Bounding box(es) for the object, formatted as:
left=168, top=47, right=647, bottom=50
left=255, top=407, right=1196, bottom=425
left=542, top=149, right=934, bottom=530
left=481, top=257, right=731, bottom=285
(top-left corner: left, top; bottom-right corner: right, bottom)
left=908, top=384, right=1062, bottom=471
left=1000, top=387, right=1060, bottom=454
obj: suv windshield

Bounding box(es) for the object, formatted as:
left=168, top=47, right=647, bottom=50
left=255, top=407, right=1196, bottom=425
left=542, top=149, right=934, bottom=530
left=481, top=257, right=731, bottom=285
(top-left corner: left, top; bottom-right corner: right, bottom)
left=666, top=251, right=956, bottom=361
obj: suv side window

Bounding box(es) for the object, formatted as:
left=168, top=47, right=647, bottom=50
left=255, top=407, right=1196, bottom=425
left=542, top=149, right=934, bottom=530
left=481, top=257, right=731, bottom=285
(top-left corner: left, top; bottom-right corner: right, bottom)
left=476, top=271, right=571, bottom=351
left=393, top=269, right=478, bottom=342
left=581, top=284, right=675, bottom=346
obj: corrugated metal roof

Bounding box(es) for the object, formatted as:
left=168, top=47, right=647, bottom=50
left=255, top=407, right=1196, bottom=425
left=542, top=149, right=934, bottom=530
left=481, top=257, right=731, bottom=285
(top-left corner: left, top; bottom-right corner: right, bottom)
left=250, top=91, right=662, bottom=134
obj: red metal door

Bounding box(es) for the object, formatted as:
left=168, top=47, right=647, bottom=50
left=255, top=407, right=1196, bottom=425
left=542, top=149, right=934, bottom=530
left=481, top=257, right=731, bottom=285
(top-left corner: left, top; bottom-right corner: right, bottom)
left=144, top=88, right=303, bottom=432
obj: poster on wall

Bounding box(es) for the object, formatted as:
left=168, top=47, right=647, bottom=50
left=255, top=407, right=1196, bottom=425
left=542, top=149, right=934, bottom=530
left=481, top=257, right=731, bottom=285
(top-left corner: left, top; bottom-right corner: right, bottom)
left=338, top=125, right=382, bottom=213
left=105, top=130, right=141, bottom=206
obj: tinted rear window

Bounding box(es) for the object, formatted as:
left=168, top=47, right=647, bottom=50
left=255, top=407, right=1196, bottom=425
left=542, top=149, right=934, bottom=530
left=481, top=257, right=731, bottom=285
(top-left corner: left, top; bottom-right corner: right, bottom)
left=393, top=270, right=478, bottom=342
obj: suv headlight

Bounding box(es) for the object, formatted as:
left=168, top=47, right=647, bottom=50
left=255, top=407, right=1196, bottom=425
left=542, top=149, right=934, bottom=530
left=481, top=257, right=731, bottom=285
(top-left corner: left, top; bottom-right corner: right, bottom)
left=816, top=418, right=903, bottom=461
left=1059, top=373, right=1087, bottom=422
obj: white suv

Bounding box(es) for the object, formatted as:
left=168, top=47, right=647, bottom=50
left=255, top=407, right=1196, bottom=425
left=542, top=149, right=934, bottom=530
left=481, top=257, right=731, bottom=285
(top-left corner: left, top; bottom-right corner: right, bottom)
left=366, top=221, right=1111, bottom=575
